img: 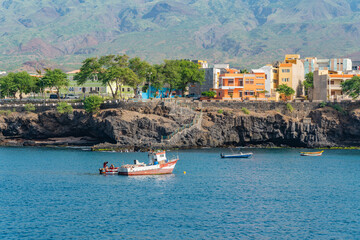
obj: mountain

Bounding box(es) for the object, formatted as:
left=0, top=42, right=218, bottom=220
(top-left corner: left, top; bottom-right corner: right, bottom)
left=1, top=0, right=360, bottom=71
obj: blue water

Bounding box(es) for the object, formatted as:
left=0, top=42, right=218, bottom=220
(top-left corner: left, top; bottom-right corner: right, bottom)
left=0, top=147, right=359, bottom=239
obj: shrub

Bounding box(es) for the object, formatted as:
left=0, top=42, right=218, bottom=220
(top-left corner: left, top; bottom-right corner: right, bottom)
left=84, top=95, right=103, bottom=114
left=331, top=104, right=346, bottom=114
left=201, top=91, right=216, bottom=98
left=0, top=110, right=12, bottom=116
left=218, top=109, right=223, bottom=114
left=57, top=102, right=73, bottom=114
left=286, top=103, right=294, bottom=113
left=319, top=101, right=327, bottom=108
left=241, top=107, right=250, bottom=114
left=24, top=103, right=35, bottom=112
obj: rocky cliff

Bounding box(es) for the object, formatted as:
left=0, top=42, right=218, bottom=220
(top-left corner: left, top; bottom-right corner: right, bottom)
left=0, top=102, right=359, bottom=149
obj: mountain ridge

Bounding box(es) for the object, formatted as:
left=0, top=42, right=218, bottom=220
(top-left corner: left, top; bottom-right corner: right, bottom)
left=1, top=0, right=360, bottom=71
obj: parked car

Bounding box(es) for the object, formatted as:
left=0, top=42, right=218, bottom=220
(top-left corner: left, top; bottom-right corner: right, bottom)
left=64, top=94, right=80, bottom=99
left=49, top=94, right=58, bottom=99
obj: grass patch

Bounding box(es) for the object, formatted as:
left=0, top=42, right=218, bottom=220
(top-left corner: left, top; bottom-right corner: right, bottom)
left=217, top=109, right=223, bottom=114
left=330, top=104, right=347, bottom=115
left=0, top=110, right=12, bottom=116
left=24, top=103, right=35, bottom=112
left=286, top=103, right=294, bottom=113
left=241, top=107, right=250, bottom=114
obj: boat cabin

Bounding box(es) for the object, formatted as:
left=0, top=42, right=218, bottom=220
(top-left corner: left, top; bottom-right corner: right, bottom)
left=148, top=150, right=167, bottom=165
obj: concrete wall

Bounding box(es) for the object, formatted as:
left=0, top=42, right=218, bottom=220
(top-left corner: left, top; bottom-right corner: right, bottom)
left=312, top=70, right=329, bottom=101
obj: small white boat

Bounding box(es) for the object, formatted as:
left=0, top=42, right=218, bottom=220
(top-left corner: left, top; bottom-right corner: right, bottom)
left=300, top=150, right=324, bottom=156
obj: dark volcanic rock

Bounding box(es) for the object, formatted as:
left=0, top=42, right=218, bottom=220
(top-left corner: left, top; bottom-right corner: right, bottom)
left=0, top=104, right=359, bottom=149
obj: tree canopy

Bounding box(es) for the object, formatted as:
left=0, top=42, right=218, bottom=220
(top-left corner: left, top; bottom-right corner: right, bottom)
left=276, top=84, right=295, bottom=101
left=42, top=69, right=69, bottom=99
left=341, top=76, right=360, bottom=99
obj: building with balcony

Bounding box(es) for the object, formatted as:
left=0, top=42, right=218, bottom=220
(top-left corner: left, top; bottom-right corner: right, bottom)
left=188, top=64, right=229, bottom=96
left=215, top=70, right=266, bottom=100
left=271, top=54, right=305, bottom=100
left=312, top=70, right=359, bottom=101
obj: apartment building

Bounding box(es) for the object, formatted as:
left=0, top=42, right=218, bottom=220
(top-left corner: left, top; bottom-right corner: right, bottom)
left=188, top=64, right=229, bottom=96
left=303, top=58, right=352, bottom=75
left=272, top=54, right=305, bottom=100
left=215, top=70, right=266, bottom=100
left=312, top=70, right=358, bottom=101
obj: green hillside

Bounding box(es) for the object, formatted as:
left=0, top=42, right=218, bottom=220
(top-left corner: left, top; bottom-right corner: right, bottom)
left=1, top=0, right=360, bottom=71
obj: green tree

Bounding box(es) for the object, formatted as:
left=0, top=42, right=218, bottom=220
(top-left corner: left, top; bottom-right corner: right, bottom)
left=129, top=57, right=151, bottom=98
left=74, top=54, right=133, bottom=99
left=341, top=76, right=360, bottom=99
left=160, top=60, right=182, bottom=97
left=43, top=69, right=69, bottom=99
left=0, top=75, right=17, bottom=98
left=178, top=60, right=205, bottom=96
left=84, top=95, right=103, bottom=114
left=276, top=84, right=295, bottom=101
left=240, top=69, right=249, bottom=73
left=6, top=72, right=34, bottom=100
left=304, top=72, right=313, bottom=97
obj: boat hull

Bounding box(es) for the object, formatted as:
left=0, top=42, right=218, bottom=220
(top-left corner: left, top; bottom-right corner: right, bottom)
left=300, top=151, right=323, bottom=156
left=99, top=168, right=119, bottom=175
left=220, top=153, right=252, bottom=158
left=119, top=159, right=178, bottom=176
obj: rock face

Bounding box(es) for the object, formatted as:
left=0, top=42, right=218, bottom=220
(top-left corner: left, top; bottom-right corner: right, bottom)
left=0, top=103, right=359, bottom=149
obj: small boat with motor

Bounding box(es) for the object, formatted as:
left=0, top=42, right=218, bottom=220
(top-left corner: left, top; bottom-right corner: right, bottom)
left=220, top=148, right=253, bottom=158
left=118, top=150, right=179, bottom=176
left=99, top=162, right=119, bottom=175
left=300, top=150, right=324, bottom=156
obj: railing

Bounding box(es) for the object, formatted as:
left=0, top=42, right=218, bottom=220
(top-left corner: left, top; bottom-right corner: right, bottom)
left=161, top=108, right=202, bottom=141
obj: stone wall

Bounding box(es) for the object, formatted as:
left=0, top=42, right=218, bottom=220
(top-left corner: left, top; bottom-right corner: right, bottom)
left=0, top=98, right=359, bottom=119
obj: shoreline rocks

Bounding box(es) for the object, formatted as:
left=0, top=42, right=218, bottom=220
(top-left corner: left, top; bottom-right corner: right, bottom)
left=0, top=102, right=359, bottom=151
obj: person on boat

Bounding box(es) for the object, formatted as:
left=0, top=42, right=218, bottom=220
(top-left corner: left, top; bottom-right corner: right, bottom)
left=110, top=164, right=115, bottom=169
left=103, top=162, right=108, bottom=169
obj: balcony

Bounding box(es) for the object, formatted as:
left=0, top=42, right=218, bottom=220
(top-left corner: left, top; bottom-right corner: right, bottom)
left=219, top=86, right=244, bottom=90
left=329, top=84, right=342, bottom=90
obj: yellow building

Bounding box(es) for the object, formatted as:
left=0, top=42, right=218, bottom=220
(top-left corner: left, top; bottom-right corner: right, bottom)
left=271, top=54, right=304, bottom=100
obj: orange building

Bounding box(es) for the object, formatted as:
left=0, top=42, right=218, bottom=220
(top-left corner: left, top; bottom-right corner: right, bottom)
left=215, top=70, right=267, bottom=100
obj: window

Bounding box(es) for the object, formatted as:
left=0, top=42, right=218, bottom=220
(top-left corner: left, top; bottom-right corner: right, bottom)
left=331, top=81, right=334, bottom=85
left=256, top=89, right=263, bottom=91
left=256, top=83, right=264, bottom=85
left=228, top=79, right=234, bottom=85
left=238, top=79, right=243, bottom=86
left=245, top=91, right=255, bottom=96
left=273, top=70, right=278, bottom=73
left=282, top=78, right=290, bottom=82
left=127, top=88, right=131, bottom=92
left=245, top=79, right=254, bottom=84
left=282, top=69, right=290, bottom=73
left=122, top=88, right=125, bottom=92
left=228, top=90, right=234, bottom=94
left=256, top=76, right=263, bottom=79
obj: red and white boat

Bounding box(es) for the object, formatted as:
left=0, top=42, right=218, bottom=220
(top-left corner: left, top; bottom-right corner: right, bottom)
left=118, top=150, right=179, bottom=176
left=99, top=162, right=119, bottom=175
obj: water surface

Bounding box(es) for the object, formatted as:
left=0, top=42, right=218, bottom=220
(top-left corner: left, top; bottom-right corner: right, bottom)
left=0, top=147, right=359, bottom=239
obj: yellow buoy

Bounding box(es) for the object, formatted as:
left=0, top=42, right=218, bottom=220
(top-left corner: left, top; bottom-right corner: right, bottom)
left=183, top=171, right=186, bottom=174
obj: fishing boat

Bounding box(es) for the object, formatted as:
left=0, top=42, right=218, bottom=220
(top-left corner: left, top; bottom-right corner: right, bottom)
left=220, top=148, right=253, bottom=158
left=118, top=150, right=179, bottom=176
left=300, top=150, right=324, bottom=156
left=99, top=162, right=119, bottom=175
